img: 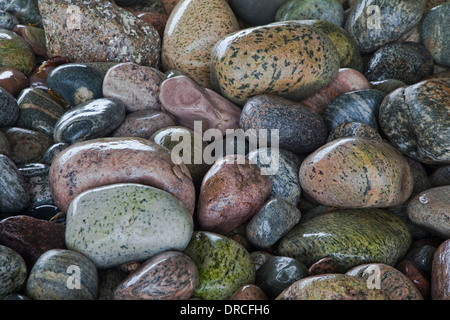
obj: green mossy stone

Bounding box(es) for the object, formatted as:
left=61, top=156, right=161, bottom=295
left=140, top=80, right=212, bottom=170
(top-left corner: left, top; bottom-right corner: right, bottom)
left=183, top=231, right=255, bottom=300
left=0, top=28, right=36, bottom=75
left=277, top=209, right=412, bottom=273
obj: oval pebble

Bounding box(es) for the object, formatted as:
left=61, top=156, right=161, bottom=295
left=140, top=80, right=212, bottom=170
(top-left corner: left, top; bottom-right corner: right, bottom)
left=113, top=251, right=198, bottom=300
left=53, top=98, right=126, bottom=144
left=66, top=183, right=194, bottom=269
left=0, top=154, right=29, bottom=214
left=26, top=249, right=98, bottom=300
left=183, top=231, right=255, bottom=300
left=0, top=245, right=27, bottom=299
left=0, top=28, right=36, bottom=75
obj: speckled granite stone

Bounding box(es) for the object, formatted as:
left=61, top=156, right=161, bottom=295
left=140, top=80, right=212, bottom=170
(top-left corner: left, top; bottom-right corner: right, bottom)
left=0, top=10, right=18, bottom=30
left=421, top=3, right=450, bottom=67
left=277, top=209, right=412, bottom=273
left=275, top=0, right=344, bottom=27
left=0, top=154, right=29, bottom=214
left=0, top=245, right=27, bottom=299
left=18, top=163, right=54, bottom=208
left=327, top=122, right=382, bottom=142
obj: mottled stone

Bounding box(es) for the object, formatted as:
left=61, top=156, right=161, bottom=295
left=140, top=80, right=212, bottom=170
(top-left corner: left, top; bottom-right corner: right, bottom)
left=0, top=215, right=66, bottom=269
left=0, top=68, right=28, bottom=97
left=250, top=251, right=273, bottom=272
left=211, top=21, right=340, bottom=106
left=18, top=163, right=53, bottom=208
left=299, top=138, right=414, bottom=208
left=240, top=94, right=328, bottom=155
left=0, top=0, right=42, bottom=27
left=160, top=75, right=241, bottom=135
left=113, top=251, right=198, bottom=300
left=53, top=98, right=126, bottom=145
left=134, top=11, right=168, bottom=39
left=277, top=209, right=412, bottom=273
left=49, top=137, right=195, bottom=214
left=230, top=284, right=268, bottom=300
left=0, top=28, right=35, bottom=75
left=345, top=0, right=424, bottom=53
left=197, top=154, right=271, bottom=235
left=431, top=239, right=450, bottom=300
left=66, top=184, right=193, bottom=269
left=323, top=89, right=384, bottom=132
left=26, top=249, right=98, bottom=300
left=161, top=0, right=239, bottom=88
left=276, top=273, right=388, bottom=300
left=421, top=3, right=450, bottom=67
left=38, top=0, right=161, bottom=67
left=0, top=10, right=18, bottom=30
left=327, top=122, right=382, bottom=142
left=396, top=259, right=430, bottom=300
left=183, top=231, right=255, bottom=300
left=103, top=62, right=166, bottom=113
left=301, top=68, right=370, bottom=114
left=16, top=88, right=65, bottom=136
left=379, top=79, right=450, bottom=165
left=246, top=198, right=301, bottom=249
left=0, top=87, right=19, bottom=127
left=365, top=42, right=434, bottom=85
left=346, top=263, right=423, bottom=300
left=407, top=186, right=450, bottom=239
left=308, top=257, right=338, bottom=276
left=276, top=0, right=344, bottom=27
left=0, top=155, right=29, bottom=214
left=150, top=126, right=210, bottom=184
left=229, top=0, right=287, bottom=26
left=256, top=256, right=308, bottom=299
left=0, top=245, right=27, bottom=299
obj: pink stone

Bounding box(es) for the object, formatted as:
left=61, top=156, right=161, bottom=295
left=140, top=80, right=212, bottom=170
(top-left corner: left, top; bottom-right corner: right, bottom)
left=160, top=75, right=241, bottom=135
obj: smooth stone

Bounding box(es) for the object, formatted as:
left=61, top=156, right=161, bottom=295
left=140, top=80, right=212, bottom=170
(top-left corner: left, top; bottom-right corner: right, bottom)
left=407, top=186, right=450, bottom=239
left=112, top=109, right=176, bottom=139
left=0, top=154, right=29, bottom=213
left=38, top=0, right=161, bottom=67
left=159, top=75, right=241, bottom=135
left=345, top=0, right=424, bottom=53
left=240, top=94, right=328, bottom=155
left=246, top=198, right=301, bottom=249
left=66, top=183, right=194, bottom=269
left=346, top=263, right=423, bottom=300
left=150, top=126, right=210, bottom=184
left=276, top=273, right=388, bottom=300
left=0, top=68, right=28, bottom=96
left=0, top=0, right=42, bottom=27
left=365, top=42, right=434, bottom=85
left=322, top=89, right=384, bottom=132
left=379, top=79, right=450, bottom=165
left=256, top=256, right=308, bottom=299
left=16, top=88, right=65, bottom=136
left=103, top=62, right=166, bottom=113
left=250, top=251, right=273, bottom=272
left=247, top=147, right=301, bottom=205
left=275, top=0, right=344, bottom=27
left=0, top=131, right=11, bottom=156
left=197, top=154, right=271, bottom=235
left=0, top=28, right=35, bottom=75
left=24, top=204, right=61, bottom=222
left=27, top=56, right=69, bottom=92
left=0, top=10, right=18, bottom=30
left=327, top=121, right=382, bottom=142
left=183, top=231, right=255, bottom=300
left=370, top=79, right=407, bottom=95
left=134, top=12, right=168, bottom=39
left=211, top=21, right=340, bottom=106
left=18, top=163, right=53, bottom=208
left=396, top=259, right=430, bottom=300
left=41, top=142, right=68, bottom=165
left=26, top=249, right=98, bottom=300
left=97, top=268, right=128, bottom=300
left=49, top=137, right=195, bottom=214
left=113, top=251, right=198, bottom=300
left=53, top=98, right=126, bottom=145
left=229, top=0, right=287, bottom=26
left=429, top=166, right=450, bottom=187
left=0, top=86, right=19, bottom=127
left=161, top=0, right=239, bottom=88
left=307, top=257, right=338, bottom=276
left=405, top=245, right=436, bottom=276
left=13, top=25, right=47, bottom=57
left=0, top=245, right=27, bottom=299
left=0, top=215, right=66, bottom=269
left=277, top=209, right=412, bottom=273
left=3, top=127, right=53, bottom=165
left=421, top=3, right=450, bottom=67
left=431, top=239, right=450, bottom=300
left=47, top=63, right=104, bottom=107
left=299, top=137, right=414, bottom=208
left=230, top=284, right=268, bottom=300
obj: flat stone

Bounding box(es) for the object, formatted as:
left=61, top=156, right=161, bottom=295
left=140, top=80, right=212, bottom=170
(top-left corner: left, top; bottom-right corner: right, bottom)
left=0, top=245, right=27, bottom=299
left=0, top=154, right=29, bottom=214
left=113, top=251, right=198, bottom=300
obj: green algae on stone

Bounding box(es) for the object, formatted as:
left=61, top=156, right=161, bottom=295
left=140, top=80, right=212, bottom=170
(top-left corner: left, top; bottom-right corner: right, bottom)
left=183, top=231, right=255, bottom=300
left=210, top=21, right=340, bottom=106
left=0, top=28, right=35, bottom=75
left=276, top=209, right=412, bottom=273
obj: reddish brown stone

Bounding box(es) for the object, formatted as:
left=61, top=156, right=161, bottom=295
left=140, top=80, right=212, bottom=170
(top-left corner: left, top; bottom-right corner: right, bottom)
left=161, top=0, right=179, bottom=15
left=397, top=259, right=431, bottom=299
left=431, top=239, right=450, bottom=300
left=230, top=284, right=268, bottom=300
left=28, top=56, right=70, bottom=92
left=136, top=12, right=168, bottom=39
left=308, top=257, right=338, bottom=276
left=0, top=68, right=29, bottom=97
left=0, top=215, right=66, bottom=269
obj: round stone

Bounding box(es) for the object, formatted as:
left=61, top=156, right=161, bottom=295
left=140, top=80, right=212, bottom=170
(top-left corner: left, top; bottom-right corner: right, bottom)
left=0, top=245, right=27, bottom=299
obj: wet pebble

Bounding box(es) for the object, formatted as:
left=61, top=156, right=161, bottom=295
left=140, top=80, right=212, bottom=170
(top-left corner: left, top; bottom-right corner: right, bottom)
left=396, top=259, right=431, bottom=300
left=327, top=121, right=382, bottom=142
left=0, top=28, right=35, bottom=75
left=431, top=239, right=450, bottom=300
left=230, top=284, right=268, bottom=300
left=0, top=87, right=19, bottom=127
left=0, top=68, right=28, bottom=97
left=18, top=163, right=53, bottom=208
left=275, top=0, right=344, bottom=27
left=0, top=245, right=27, bottom=299
left=0, top=154, right=29, bottom=214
